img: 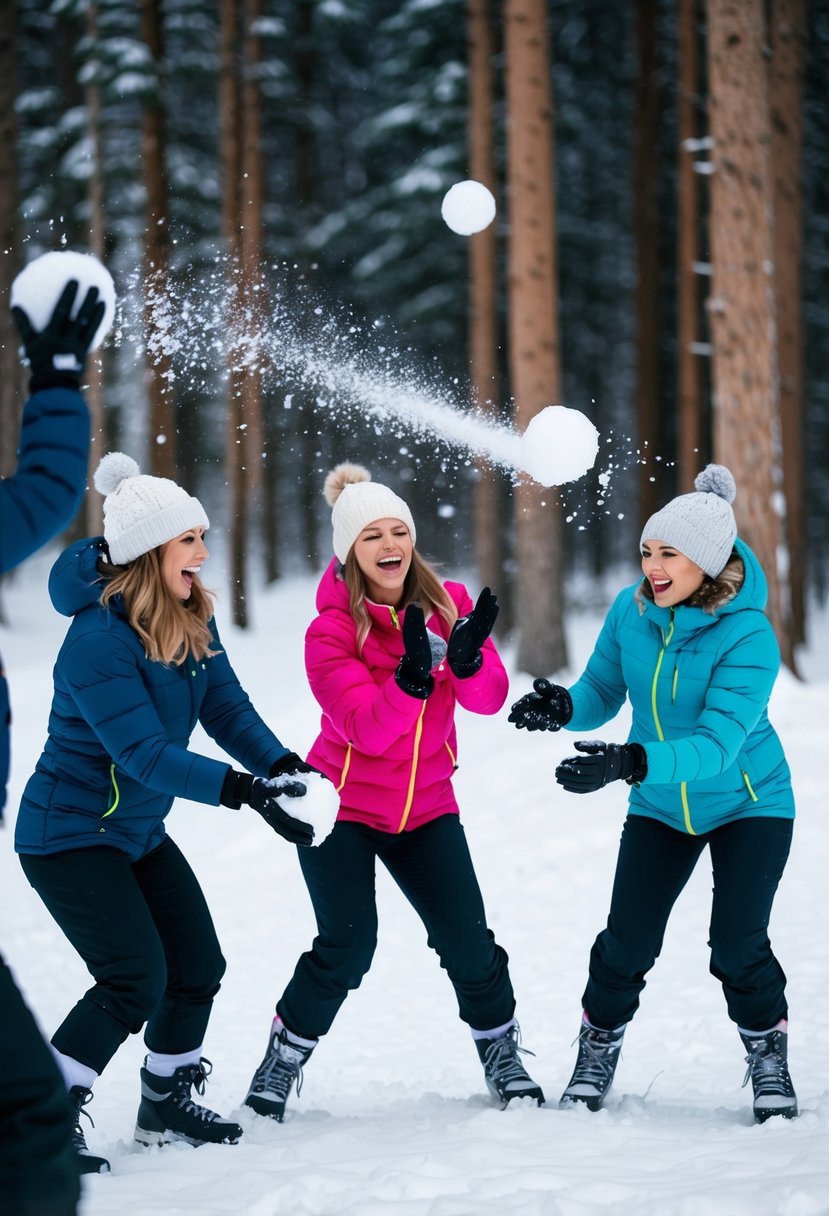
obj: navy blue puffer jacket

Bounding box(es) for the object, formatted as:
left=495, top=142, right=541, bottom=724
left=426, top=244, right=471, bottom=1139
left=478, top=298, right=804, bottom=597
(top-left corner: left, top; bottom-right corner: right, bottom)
left=15, top=536, right=289, bottom=859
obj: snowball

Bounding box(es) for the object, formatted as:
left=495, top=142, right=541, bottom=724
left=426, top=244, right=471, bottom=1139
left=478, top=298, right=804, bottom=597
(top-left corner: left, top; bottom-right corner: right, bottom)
left=440, top=180, right=496, bottom=236
left=10, top=250, right=116, bottom=351
left=518, top=406, right=600, bottom=488
left=269, top=770, right=339, bottom=845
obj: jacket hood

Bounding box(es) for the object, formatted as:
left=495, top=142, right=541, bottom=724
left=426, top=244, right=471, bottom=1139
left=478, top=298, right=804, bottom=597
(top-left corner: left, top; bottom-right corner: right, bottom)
left=49, top=536, right=109, bottom=618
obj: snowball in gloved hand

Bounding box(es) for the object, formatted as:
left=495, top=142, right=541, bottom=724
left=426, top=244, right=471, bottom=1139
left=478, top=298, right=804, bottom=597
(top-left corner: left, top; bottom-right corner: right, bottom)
left=266, top=769, right=339, bottom=845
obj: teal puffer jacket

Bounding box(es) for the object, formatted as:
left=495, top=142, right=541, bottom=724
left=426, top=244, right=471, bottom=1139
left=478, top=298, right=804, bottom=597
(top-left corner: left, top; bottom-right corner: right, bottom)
left=565, top=538, right=794, bottom=835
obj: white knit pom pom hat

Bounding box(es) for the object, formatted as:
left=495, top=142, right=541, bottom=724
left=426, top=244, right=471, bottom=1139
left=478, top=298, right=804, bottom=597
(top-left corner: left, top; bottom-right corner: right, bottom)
left=93, top=452, right=209, bottom=565
left=324, top=462, right=416, bottom=563
left=640, top=464, right=737, bottom=578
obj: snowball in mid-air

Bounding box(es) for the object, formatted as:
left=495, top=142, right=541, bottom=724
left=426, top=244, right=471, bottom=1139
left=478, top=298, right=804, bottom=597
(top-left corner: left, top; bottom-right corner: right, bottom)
left=441, top=180, right=496, bottom=236
left=10, top=251, right=116, bottom=350
left=268, top=769, right=339, bottom=845
left=519, top=406, right=599, bottom=488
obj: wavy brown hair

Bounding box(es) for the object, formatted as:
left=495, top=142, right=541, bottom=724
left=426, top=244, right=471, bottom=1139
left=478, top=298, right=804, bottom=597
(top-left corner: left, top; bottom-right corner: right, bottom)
left=638, top=548, right=744, bottom=615
left=342, top=548, right=458, bottom=652
left=99, top=548, right=217, bottom=665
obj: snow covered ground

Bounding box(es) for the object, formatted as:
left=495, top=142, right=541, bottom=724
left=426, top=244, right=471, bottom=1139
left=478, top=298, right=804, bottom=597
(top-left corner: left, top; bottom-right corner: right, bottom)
left=2, top=549, right=828, bottom=1216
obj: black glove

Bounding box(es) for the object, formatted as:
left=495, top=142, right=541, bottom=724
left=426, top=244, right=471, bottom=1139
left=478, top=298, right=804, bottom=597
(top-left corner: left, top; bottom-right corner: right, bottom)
left=395, top=603, right=434, bottom=699
left=220, top=768, right=314, bottom=846
left=446, top=586, right=499, bottom=678
left=12, top=279, right=106, bottom=391
left=508, top=677, right=573, bottom=731
left=555, top=740, right=647, bottom=794
left=269, top=750, right=319, bottom=791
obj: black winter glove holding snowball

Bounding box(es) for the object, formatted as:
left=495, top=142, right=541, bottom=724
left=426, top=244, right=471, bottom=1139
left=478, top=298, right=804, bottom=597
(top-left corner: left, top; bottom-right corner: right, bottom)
left=555, top=740, right=647, bottom=794
left=221, top=752, right=318, bottom=845
left=12, top=279, right=105, bottom=392
left=508, top=677, right=573, bottom=731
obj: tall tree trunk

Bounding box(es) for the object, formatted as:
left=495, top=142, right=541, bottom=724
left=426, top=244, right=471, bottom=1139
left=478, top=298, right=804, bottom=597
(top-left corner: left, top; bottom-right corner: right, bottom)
left=504, top=0, right=566, bottom=675
left=706, top=0, right=792, bottom=668
left=238, top=0, right=264, bottom=514
left=83, top=0, right=106, bottom=536
left=770, top=0, right=806, bottom=648
left=676, top=0, right=703, bottom=492
left=220, top=0, right=248, bottom=627
left=634, top=0, right=661, bottom=521
left=141, top=0, right=176, bottom=479
left=0, top=0, right=23, bottom=483
left=467, top=0, right=505, bottom=611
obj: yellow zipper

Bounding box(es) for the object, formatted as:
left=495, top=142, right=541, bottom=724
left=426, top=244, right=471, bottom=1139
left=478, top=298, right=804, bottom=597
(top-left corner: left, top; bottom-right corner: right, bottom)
left=651, top=614, right=697, bottom=835
left=102, top=763, right=120, bottom=819
left=336, top=744, right=353, bottom=793
left=397, top=700, right=427, bottom=833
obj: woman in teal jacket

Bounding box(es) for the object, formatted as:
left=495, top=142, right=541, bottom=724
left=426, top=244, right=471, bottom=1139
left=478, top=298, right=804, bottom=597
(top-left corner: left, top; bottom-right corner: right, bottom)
left=15, top=452, right=318, bottom=1174
left=509, top=466, right=796, bottom=1123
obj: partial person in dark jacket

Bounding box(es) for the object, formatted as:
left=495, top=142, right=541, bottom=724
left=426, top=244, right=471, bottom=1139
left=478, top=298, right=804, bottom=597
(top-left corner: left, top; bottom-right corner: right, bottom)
left=1, top=279, right=103, bottom=1216
left=15, top=452, right=320, bottom=1174
left=510, top=466, right=797, bottom=1124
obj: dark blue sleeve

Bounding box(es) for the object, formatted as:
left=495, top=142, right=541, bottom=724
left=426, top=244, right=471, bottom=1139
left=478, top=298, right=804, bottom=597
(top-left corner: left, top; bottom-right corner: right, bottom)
left=0, top=387, right=90, bottom=574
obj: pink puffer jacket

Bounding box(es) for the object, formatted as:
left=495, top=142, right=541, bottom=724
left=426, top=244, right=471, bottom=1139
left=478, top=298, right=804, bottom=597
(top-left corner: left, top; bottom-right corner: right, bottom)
left=305, top=558, right=508, bottom=834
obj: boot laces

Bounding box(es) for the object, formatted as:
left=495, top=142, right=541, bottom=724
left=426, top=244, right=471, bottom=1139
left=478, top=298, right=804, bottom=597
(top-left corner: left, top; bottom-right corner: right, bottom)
left=569, top=1026, right=622, bottom=1089
left=173, top=1058, right=222, bottom=1124
left=72, top=1088, right=95, bottom=1137
left=483, top=1026, right=536, bottom=1086
left=742, top=1036, right=794, bottom=1098
left=253, top=1037, right=307, bottom=1100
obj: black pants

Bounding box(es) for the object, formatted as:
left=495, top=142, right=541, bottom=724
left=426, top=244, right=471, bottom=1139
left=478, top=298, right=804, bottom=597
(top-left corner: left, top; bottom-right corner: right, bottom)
left=0, top=956, right=79, bottom=1216
left=278, top=814, right=515, bottom=1039
left=19, top=836, right=225, bottom=1074
left=583, top=814, right=793, bottom=1033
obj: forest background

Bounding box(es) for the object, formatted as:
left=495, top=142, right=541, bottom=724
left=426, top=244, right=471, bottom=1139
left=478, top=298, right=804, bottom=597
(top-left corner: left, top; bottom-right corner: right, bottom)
left=0, top=0, right=826, bottom=675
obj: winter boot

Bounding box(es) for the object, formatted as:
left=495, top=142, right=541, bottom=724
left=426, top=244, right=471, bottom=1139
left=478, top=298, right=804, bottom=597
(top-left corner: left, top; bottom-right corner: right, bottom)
left=68, top=1086, right=110, bottom=1174
left=739, top=1024, right=798, bottom=1123
left=559, top=1016, right=625, bottom=1111
left=475, top=1023, right=545, bottom=1107
left=134, top=1058, right=243, bottom=1147
left=244, top=1023, right=316, bottom=1122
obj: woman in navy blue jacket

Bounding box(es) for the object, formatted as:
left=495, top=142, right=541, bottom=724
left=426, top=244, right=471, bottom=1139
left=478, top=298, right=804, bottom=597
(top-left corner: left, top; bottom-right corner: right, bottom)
left=509, top=467, right=797, bottom=1123
left=1, top=280, right=103, bottom=1216
left=15, top=452, right=320, bottom=1174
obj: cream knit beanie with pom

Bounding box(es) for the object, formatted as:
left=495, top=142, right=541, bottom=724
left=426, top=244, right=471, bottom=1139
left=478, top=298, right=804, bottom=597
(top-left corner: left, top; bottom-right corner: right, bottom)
left=324, top=463, right=416, bottom=562
left=93, top=452, right=209, bottom=565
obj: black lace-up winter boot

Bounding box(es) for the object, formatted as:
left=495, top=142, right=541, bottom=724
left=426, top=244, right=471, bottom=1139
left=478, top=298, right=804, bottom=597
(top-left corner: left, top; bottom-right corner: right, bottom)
left=68, top=1086, right=110, bottom=1174
left=559, top=1018, right=625, bottom=1111
left=244, top=1024, right=316, bottom=1122
left=740, top=1026, right=798, bottom=1123
left=134, top=1058, right=242, bottom=1147
left=475, top=1023, right=545, bottom=1107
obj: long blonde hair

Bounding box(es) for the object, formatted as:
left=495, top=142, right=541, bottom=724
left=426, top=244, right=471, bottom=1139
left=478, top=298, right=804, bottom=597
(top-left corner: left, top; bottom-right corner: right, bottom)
left=343, top=548, right=458, bottom=652
left=99, top=548, right=217, bottom=665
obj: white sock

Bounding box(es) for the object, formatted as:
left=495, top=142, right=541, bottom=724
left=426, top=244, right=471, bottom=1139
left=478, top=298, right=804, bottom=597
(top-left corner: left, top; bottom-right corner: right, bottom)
left=144, top=1047, right=203, bottom=1077
left=738, top=1018, right=788, bottom=1038
left=470, top=1017, right=516, bottom=1042
left=51, top=1048, right=97, bottom=1091
left=274, top=1017, right=317, bottom=1050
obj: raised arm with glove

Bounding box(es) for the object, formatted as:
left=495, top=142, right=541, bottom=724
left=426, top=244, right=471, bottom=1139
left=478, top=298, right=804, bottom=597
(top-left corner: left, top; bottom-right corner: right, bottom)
left=446, top=586, right=499, bottom=678
left=12, top=279, right=105, bottom=392
left=508, top=677, right=573, bottom=731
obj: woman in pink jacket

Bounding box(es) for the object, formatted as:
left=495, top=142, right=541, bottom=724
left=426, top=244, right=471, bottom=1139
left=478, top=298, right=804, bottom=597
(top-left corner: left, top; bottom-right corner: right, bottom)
left=242, top=463, right=543, bottom=1119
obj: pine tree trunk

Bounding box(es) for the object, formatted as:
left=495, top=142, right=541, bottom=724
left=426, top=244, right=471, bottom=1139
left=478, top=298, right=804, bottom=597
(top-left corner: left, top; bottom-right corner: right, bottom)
left=706, top=0, right=792, bottom=667
left=634, top=0, right=661, bottom=520
left=83, top=0, right=106, bottom=536
left=141, top=0, right=176, bottom=479
left=504, top=0, right=566, bottom=675
left=770, top=0, right=806, bottom=649
left=676, top=0, right=703, bottom=492
left=467, top=0, right=505, bottom=613
left=0, top=0, right=23, bottom=482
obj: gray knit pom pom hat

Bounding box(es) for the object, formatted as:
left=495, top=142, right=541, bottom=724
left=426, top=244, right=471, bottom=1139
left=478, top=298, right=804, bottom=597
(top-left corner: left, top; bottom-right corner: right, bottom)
left=640, top=464, right=737, bottom=578
left=93, top=452, right=209, bottom=565
left=324, top=462, right=416, bottom=563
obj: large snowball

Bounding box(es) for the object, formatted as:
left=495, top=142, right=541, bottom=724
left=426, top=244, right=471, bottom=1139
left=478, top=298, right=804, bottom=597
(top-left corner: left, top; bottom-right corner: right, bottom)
left=441, top=180, right=496, bottom=236
left=519, top=406, right=600, bottom=488
left=269, top=769, right=339, bottom=845
left=10, top=251, right=116, bottom=351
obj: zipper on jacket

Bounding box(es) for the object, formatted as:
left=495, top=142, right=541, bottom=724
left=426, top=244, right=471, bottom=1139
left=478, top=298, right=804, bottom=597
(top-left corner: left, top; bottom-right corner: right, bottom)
left=743, top=771, right=759, bottom=802
left=102, top=763, right=120, bottom=819
left=396, top=701, right=427, bottom=833
left=651, top=613, right=697, bottom=836
left=390, top=606, right=401, bottom=629
left=336, top=744, right=353, bottom=793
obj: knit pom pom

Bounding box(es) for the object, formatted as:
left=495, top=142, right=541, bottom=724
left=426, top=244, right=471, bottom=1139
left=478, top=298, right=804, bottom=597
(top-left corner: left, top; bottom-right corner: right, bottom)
left=694, top=463, right=736, bottom=504
left=323, top=462, right=371, bottom=507
left=93, top=452, right=140, bottom=496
